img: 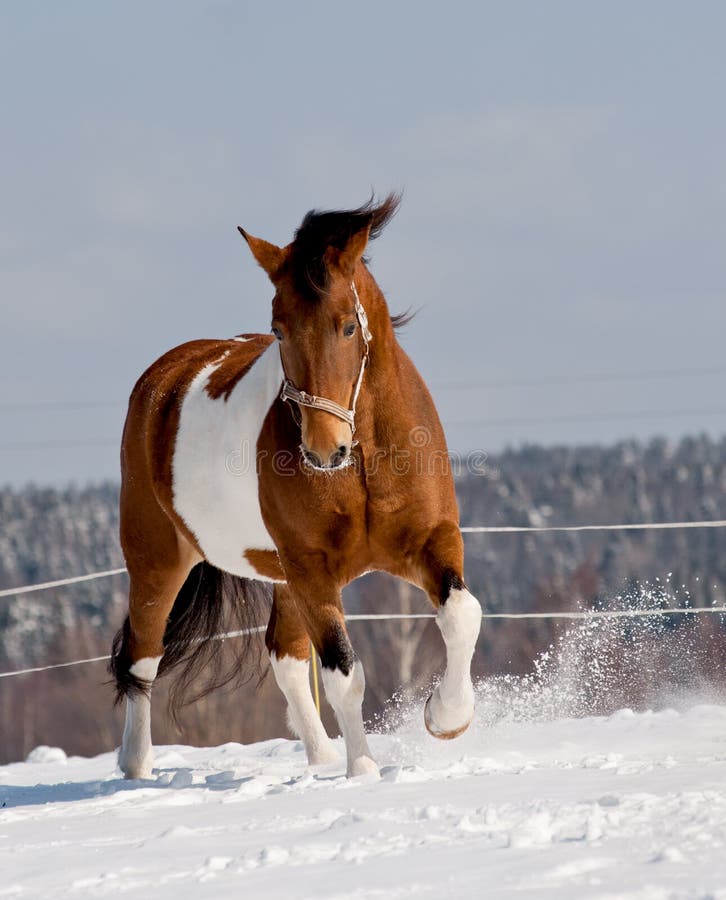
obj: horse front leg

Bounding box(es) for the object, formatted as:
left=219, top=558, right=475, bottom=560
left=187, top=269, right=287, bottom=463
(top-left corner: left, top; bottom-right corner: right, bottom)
left=266, top=583, right=339, bottom=766
left=285, top=571, right=377, bottom=778
left=417, top=522, right=482, bottom=739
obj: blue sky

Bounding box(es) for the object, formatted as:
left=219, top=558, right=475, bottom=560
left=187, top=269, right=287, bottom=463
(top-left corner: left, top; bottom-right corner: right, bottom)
left=1, top=1, right=725, bottom=486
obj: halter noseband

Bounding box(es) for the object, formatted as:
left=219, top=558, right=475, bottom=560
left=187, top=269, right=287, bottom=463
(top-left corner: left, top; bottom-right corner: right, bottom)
left=279, top=281, right=372, bottom=437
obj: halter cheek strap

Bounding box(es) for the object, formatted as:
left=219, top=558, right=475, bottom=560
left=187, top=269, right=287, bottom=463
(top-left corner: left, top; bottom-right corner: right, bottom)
left=279, top=281, right=371, bottom=437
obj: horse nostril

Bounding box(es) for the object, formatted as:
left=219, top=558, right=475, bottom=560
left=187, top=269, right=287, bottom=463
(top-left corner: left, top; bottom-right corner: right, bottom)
left=302, top=448, right=324, bottom=468
left=330, top=445, right=350, bottom=468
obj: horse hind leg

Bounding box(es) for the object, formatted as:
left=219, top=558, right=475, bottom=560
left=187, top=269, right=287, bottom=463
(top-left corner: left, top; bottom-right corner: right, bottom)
left=418, top=523, right=482, bottom=739
left=115, top=631, right=160, bottom=780
left=112, top=563, right=194, bottom=779
left=267, top=584, right=339, bottom=766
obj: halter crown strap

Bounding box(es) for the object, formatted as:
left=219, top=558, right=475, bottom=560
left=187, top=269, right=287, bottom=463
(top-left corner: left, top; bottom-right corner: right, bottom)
left=279, top=281, right=371, bottom=436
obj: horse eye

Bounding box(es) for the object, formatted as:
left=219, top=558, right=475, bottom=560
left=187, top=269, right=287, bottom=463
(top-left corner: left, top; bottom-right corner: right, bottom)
left=343, top=322, right=357, bottom=338
left=272, top=326, right=283, bottom=341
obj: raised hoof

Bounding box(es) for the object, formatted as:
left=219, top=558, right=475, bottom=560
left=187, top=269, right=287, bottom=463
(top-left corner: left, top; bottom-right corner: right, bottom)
left=424, top=693, right=473, bottom=741
left=347, top=755, right=380, bottom=778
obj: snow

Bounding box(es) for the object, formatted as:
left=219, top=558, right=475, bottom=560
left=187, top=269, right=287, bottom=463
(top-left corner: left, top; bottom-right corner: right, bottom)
left=3, top=698, right=726, bottom=899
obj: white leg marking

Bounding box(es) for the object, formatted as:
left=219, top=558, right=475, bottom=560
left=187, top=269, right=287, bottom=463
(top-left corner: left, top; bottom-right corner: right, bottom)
left=425, top=588, right=482, bottom=739
left=321, top=660, right=378, bottom=777
left=118, top=656, right=161, bottom=779
left=270, top=652, right=339, bottom=766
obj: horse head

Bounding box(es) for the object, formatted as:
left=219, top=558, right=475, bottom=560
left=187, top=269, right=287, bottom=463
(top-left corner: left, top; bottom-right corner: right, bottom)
left=239, top=194, right=399, bottom=470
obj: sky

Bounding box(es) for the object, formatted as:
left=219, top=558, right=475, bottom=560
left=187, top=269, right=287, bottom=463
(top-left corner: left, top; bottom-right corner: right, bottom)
left=1, top=1, right=725, bottom=487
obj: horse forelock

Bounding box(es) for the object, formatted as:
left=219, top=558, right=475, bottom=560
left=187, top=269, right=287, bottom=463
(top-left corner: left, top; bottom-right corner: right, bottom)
left=288, top=193, right=401, bottom=299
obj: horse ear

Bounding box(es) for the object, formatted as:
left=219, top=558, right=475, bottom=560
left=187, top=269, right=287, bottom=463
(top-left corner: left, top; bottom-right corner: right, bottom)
left=327, top=224, right=371, bottom=277
left=237, top=227, right=286, bottom=279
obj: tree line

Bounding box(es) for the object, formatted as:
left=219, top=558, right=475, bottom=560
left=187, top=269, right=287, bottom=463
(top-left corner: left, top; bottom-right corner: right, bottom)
left=1, top=433, right=725, bottom=763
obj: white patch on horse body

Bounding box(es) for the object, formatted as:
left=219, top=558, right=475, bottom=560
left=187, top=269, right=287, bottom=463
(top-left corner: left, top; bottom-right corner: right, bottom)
left=119, top=655, right=161, bottom=779
left=270, top=652, right=339, bottom=766
left=425, top=587, right=482, bottom=737
left=321, top=660, right=378, bottom=777
left=172, top=341, right=283, bottom=580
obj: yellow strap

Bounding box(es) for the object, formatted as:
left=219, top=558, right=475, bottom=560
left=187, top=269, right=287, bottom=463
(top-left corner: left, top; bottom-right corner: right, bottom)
left=310, top=641, right=321, bottom=716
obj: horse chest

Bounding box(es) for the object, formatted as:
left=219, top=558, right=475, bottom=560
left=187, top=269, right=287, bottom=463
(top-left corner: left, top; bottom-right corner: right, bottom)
left=171, top=342, right=284, bottom=580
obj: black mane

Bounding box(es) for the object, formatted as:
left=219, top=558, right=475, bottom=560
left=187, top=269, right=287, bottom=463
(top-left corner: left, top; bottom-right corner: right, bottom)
left=290, top=192, right=400, bottom=295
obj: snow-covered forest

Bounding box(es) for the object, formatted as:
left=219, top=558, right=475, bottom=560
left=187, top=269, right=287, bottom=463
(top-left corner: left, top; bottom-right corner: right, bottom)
left=1, top=434, right=725, bottom=765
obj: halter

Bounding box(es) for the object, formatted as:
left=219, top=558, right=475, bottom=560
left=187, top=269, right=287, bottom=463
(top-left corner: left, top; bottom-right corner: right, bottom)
left=279, top=281, right=372, bottom=438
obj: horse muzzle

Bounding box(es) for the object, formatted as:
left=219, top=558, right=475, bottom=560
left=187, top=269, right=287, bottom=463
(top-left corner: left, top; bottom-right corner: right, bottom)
left=301, top=442, right=352, bottom=471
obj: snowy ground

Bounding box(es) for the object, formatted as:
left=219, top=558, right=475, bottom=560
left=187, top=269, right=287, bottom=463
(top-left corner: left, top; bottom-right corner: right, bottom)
left=3, top=696, right=726, bottom=899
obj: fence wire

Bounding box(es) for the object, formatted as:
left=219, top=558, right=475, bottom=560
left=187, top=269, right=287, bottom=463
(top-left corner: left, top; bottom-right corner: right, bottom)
left=1, top=518, right=725, bottom=679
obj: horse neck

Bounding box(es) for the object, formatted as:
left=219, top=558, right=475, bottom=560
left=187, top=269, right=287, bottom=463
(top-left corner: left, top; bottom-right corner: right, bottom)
left=355, top=270, right=423, bottom=442
left=356, top=267, right=397, bottom=360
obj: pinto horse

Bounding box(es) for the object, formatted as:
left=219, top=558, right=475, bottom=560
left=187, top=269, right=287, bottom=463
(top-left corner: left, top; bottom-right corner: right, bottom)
left=111, top=195, right=482, bottom=778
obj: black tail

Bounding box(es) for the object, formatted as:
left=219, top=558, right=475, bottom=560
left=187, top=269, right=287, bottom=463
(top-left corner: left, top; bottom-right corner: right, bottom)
left=110, top=562, right=272, bottom=721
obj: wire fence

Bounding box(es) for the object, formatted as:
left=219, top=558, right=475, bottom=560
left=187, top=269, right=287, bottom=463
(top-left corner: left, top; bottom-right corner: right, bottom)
left=1, top=518, right=725, bottom=680
left=0, top=568, right=128, bottom=599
